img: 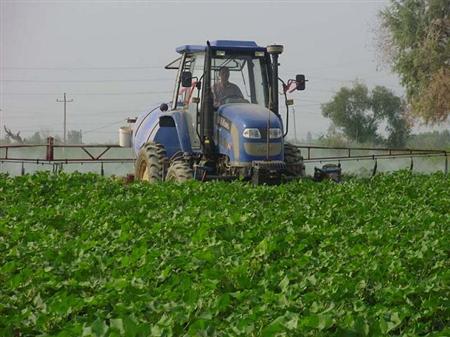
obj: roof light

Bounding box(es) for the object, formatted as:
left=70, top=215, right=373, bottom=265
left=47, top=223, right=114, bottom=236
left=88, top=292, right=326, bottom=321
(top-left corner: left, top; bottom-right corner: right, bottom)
left=216, top=50, right=226, bottom=56
left=255, top=51, right=265, bottom=57
left=267, top=44, right=284, bottom=55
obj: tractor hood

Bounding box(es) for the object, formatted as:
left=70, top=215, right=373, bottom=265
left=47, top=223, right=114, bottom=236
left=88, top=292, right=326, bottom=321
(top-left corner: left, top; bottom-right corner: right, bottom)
left=217, top=103, right=282, bottom=131
left=216, top=103, right=284, bottom=165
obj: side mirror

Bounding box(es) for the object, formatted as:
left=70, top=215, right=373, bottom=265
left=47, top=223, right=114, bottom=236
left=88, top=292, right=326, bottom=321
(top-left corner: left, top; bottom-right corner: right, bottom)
left=296, top=74, right=306, bottom=91
left=181, top=71, right=192, bottom=88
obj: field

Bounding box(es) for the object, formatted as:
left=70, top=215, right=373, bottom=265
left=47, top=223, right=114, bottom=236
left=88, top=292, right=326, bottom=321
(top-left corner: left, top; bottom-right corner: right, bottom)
left=0, top=172, right=449, bottom=337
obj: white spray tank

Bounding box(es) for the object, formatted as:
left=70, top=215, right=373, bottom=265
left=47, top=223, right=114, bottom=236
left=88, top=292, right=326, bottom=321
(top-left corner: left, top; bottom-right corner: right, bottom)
left=118, top=118, right=136, bottom=147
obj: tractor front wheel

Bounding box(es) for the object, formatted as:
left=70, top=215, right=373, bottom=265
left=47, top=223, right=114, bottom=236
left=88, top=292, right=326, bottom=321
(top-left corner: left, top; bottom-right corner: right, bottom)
left=134, top=142, right=166, bottom=182
left=166, top=161, right=193, bottom=182
left=284, top=142, right=305, bottom=177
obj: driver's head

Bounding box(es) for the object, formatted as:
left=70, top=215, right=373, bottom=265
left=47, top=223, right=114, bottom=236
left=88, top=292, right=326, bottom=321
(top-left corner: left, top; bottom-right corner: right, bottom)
left=218, top=66, right=230, bottom=83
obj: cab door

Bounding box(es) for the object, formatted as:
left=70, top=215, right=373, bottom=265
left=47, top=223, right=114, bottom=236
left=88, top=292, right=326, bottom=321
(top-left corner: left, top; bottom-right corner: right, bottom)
left=181, top=53, right=205, bottom=151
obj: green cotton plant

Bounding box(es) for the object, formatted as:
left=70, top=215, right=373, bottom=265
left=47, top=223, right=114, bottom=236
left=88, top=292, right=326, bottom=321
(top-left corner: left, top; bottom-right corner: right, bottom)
left=0, top=171, right=449, bottom=337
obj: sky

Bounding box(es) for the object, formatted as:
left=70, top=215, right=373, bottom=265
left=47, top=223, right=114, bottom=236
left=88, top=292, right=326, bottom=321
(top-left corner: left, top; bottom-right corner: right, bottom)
left=1, top=0, right=447, bottom=144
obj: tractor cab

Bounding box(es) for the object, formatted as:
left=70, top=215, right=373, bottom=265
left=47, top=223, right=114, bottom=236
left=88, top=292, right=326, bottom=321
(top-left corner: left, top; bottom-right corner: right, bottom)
left=168, top=42, right=273, bottom=152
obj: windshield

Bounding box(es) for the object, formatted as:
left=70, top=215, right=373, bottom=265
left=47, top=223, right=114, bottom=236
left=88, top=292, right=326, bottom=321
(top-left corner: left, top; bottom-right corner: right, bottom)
left=211, top=55, right=268, bottom=108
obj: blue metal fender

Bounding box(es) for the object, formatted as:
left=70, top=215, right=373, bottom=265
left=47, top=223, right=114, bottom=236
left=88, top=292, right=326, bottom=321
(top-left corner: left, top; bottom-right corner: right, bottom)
left=132, top=104, right=193, bottom=158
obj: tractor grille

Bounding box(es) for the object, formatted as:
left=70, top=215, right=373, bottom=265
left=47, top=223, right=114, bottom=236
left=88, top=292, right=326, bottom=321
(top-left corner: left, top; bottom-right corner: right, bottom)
left=252, top=160, right=286, bottom=171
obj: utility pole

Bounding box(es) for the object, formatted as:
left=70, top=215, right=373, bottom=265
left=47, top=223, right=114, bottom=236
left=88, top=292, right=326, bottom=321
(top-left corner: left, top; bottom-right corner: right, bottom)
left=56, top=93, right=74, bottom=144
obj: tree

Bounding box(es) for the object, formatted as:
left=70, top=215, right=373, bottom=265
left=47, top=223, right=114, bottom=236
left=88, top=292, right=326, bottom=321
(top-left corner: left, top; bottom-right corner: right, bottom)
left=3, top=128, right=65, bottom=145
left=306, top=131, right=313, bottom=144
left=4, top=126, right=24, bottom=144
left=371, top=86, right=412, bottom=147
left=379, top=0, right=449, bottom=124
left=26, top=132, right=45, bottom=144
left=318, top=126, right=350, bottom=147
left=67, top=130, right=82, bottom=144
left=321, top=83, right=411, bottom=147
left=407, top=129, right=450, bottom=149
left=322, top=83, right=378, bottom=144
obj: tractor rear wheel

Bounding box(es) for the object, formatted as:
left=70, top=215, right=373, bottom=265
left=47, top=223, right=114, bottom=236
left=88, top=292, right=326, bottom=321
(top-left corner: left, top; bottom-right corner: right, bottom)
left=166, top=161, right=193, bottom=182
left=284, top=142, right=305, bottom=177
left=134, top=142, right=166, bottom=182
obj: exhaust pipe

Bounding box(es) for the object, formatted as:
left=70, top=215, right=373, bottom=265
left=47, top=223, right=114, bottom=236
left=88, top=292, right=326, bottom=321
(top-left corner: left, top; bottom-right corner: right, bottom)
left=267, top=44, right=283, bottom=115
left=265, top=44, right=284, bottom=160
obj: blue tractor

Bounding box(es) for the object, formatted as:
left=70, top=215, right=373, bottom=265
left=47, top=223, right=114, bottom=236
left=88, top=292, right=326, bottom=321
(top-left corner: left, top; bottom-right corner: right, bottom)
left=132, top=40, right=308, bottom=185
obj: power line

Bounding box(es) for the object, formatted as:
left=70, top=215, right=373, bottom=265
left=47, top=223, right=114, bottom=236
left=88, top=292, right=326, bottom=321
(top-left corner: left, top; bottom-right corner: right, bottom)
left=9, top=120, right=126, bottom=134
left=3, top=0, right=388, bottom=3
left=0, top=65, right=165, bottom=70
left=0, top=78, right=173, bottom=83
left=6, top=112, right=139, bottom=119
left=83, top=119, right=126, bottom=134
left=5, top=107, right=147, bottom=115
left=1, top=91, right=172, bottom=96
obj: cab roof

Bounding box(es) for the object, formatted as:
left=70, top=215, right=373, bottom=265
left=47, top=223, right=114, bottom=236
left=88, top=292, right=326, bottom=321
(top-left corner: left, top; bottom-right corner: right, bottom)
left=176, top=40, right=266, bottom=54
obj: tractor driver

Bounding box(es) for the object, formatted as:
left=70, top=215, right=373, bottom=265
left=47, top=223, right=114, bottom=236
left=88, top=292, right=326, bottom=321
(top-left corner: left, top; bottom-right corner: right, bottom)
left=213, top=66, right=244, bottom=107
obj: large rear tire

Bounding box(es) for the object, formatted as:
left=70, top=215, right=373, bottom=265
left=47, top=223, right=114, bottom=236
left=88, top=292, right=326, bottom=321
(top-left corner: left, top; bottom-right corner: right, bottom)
left=284, top=142, right=305, bottom=177
left=166, top=161, right=193, bottom=182
left=134, top=142, right=166, bottom=182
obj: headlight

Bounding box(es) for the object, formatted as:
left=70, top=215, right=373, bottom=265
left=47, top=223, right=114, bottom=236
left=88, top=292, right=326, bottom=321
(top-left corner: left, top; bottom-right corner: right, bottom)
left=242, top=128, right=261, bottom=139
left=269, top=128, right=282, bottom=139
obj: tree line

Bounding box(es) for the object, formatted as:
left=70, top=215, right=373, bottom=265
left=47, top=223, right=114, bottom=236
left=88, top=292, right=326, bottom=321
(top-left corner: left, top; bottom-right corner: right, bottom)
left=1, top=126, right=82, bottom=145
